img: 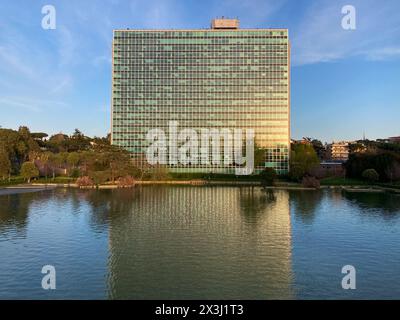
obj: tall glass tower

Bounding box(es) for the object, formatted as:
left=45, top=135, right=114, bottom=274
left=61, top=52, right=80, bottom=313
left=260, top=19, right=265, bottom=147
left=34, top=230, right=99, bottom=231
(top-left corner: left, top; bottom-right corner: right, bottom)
left=111, top=19, right=290, bottom=174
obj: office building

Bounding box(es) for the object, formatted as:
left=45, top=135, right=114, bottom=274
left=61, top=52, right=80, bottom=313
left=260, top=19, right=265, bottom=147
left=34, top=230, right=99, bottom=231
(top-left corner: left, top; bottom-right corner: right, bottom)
left=111, top=18, right=290, bottom=174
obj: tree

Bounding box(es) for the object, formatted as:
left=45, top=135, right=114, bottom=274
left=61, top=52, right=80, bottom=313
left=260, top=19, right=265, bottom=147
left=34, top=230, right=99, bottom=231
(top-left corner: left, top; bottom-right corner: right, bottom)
left=69, top=129, right=91, bottom=152
left=0, top=148, right=11, bottom=180
left=0, top=127, right=40, bottom=173
left=362, top=169, right=379, bottom=182
left=47, top=133, right=69, bottom=153
left=89, top=170, right=110, bottom=186
left=18, top=126, right=40, bottom=161
left=254, top=143, right=266, bottom=168
left=311, top=139, right=326, bottom=160
left=346, top=152, right=400, bottom=181
left=290, top=143, right=320, bottom=181
left=67, top=152, right=80, bottom=175
left=385, top=161, right=400, bottom=182
left=105, top=148, right=133, bottom=182
left=259, top=168, right=277, bottom=186
left=48, top=153, right=64, bottom=179
left=20, top=162, right=39, bottom=183
left=38, top=151, right=52, bottom=178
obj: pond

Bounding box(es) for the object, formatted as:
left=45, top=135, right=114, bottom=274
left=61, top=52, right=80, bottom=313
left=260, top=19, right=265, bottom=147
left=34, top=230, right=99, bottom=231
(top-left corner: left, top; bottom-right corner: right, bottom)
left=0, top=186, right=399, bottom=299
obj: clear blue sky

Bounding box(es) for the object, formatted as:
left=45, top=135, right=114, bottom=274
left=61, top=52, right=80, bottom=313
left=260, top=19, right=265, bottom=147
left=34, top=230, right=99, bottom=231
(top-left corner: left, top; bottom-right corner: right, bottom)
left=0, top=0, right=399, bottom=143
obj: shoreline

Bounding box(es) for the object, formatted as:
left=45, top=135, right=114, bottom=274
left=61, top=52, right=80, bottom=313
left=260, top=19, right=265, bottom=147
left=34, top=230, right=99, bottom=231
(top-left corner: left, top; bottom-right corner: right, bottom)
left=1, top=181, right=399, bottom=196
left=0, top=185, right=57, bottom=196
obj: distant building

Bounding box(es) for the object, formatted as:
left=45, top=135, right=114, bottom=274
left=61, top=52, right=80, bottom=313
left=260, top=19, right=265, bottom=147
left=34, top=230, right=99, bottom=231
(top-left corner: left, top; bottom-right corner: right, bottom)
left=327, top=142, right=349, bottom=162
left=309, top=161, right=345, bottom=179
left=388, top=136, right=400, bottom=143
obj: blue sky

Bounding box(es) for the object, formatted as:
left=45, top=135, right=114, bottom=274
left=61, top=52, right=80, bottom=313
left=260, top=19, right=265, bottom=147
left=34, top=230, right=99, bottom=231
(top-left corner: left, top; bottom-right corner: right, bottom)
left=0, top=0, right=399, bottom=143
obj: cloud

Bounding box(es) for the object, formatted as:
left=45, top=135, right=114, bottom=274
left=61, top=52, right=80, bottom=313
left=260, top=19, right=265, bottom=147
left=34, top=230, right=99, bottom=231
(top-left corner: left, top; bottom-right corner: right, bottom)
left=0, top=97, right=68, bottom=113
left=363, top=47, right=400, bottom=61
left=0, top=45, right=35, bottom=78
left=57, top=26, right=78, bottom=67
left=218, top=0, right=288, bottom=26
left=291, top=0, right=400, bottom=66
left=49, top=76, right=73, bottom=94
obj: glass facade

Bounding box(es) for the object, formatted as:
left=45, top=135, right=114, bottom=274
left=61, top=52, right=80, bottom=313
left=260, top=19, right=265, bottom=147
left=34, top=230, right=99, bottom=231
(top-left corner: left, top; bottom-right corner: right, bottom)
left=111, top=25, right=290, bottom=174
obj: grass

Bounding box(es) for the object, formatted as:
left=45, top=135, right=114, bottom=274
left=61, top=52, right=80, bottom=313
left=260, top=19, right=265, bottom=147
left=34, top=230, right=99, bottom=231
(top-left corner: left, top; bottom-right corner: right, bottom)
left=320, top=177, right=369, bottom=186
left=35, top=177, right=76, bottom=184
left=3, top=173, right=398, bottom=189
left=1, top=176, right=77, bottom=187
left=169, top=172, right=262, bottom=181
left=0, top=176, right=25, bottom=187
left=377, top=182, right=400, bottom=190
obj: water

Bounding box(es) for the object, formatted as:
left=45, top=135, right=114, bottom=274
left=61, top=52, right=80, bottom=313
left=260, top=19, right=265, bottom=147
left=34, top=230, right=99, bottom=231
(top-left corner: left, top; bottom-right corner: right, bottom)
left=0, top=186, right=399, bottom=299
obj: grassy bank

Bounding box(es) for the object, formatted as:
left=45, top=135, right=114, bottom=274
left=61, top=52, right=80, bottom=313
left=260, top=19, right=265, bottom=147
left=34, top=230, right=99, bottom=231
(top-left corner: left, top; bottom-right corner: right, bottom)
left=320, top=177, right=369, bottom=186
left=0, top=177, right=25, bottom=187
left=2, top=173, right=399, bottom=189
left=35, top=177, right=76, bottom=184
left=169, top=172, right=262, bottom=181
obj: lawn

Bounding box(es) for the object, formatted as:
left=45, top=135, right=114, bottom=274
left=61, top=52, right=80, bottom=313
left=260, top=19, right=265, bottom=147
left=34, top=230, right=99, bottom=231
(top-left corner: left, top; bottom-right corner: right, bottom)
left=35, top=177, right=76, bottom=184
left=320, top=177, right=369, bottom=186
left=0, top=177, right=25, bottom=187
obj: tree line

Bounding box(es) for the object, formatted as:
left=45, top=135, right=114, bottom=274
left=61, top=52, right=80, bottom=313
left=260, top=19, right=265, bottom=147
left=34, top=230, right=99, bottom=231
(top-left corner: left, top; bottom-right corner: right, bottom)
left=0, top=126, right=168, bottom=186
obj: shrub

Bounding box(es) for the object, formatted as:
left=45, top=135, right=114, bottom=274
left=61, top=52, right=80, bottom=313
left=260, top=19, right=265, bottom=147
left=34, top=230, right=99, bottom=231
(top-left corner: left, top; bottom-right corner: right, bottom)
left=362, top=169, right=379, bottom=182
left=76, top=176, right=94, bottom=187
left=117, top=175, right=136, bottom=188
left=259, top=168, right=277, bottom=186
left=301, top=176, right=320, bottom=189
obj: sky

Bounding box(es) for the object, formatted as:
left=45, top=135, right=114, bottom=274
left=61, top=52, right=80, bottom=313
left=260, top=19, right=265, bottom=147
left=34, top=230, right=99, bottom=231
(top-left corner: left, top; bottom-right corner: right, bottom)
left=0, top=0, right=399, bottom=143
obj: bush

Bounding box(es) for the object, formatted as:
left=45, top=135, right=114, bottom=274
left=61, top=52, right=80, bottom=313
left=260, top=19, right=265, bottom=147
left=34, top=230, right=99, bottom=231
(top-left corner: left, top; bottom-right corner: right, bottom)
left=76, top=176, right=94, bottom=187
left=259, top=168, right=277, bottom=186
left=301, top=176, right=320, bottom=189
left=362, top=169, right=379, bottom=182
left=117, top=175, right=136, bottom=188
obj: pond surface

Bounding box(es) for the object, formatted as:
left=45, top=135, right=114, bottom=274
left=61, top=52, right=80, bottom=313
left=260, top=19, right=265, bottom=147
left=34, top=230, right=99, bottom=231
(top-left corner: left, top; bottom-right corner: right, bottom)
left=0, top=186, right=399, bottom=299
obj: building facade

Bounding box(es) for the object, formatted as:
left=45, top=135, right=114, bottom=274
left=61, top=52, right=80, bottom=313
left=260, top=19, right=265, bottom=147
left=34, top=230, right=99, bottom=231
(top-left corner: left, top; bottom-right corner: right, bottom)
left=327, top=142, right=350, bottom=162
left=388, top=136, right=400, bottom=143
left=111, top=19, right=290, bottom=174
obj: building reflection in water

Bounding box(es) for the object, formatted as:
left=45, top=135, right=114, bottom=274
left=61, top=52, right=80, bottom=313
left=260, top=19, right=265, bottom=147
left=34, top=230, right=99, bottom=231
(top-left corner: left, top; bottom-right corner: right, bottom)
left=107, top=186, right=293, bottom=299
